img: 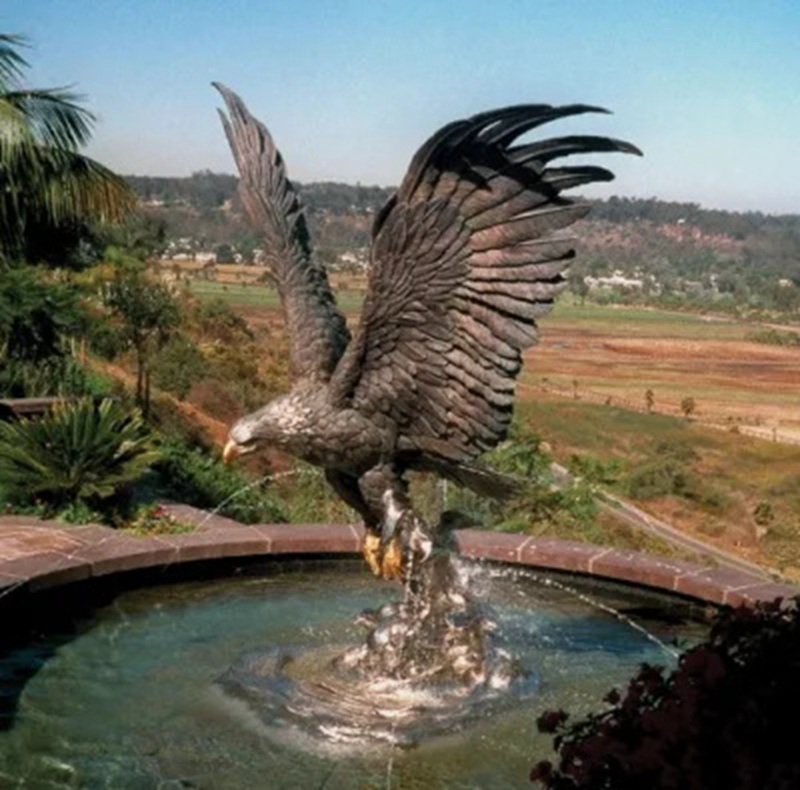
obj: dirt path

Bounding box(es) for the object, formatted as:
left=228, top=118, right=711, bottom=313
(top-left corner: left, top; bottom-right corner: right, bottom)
left=93, top=360, right=230, bottom=446
left=551, top=463, right=778, bottom=581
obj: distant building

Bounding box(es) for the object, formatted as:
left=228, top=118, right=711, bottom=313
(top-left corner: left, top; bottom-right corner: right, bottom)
left=585, top=274, right=644, bottom=290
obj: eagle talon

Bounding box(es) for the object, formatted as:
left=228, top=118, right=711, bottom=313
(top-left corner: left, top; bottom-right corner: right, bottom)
left=362, top=527, right=406, bottom=581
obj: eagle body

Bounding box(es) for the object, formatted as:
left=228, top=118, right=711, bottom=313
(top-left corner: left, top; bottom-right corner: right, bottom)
left=215, top=84, right=639, bottom=578
left=230, top=383, right=392, bottom=474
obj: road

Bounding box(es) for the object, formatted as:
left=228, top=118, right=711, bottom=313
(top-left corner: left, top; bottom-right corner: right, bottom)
left=551, top=462, right=778, bottom=582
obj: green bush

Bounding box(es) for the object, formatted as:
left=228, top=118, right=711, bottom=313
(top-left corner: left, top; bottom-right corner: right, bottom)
left=0, top=267, right=88, bottom=362
left=147, top=395, right=213, bottom=445
left=444, top=425, right=599, bottom=534
left=627, top=457, right=689, bottom=499
left=0, top=398, right=156, bottom=517
left=155, top=439, right=286, bottom=524
left=0, top=355, right=106, bottom=398
left=192, top=297, right=253, bottom=344
left=568, top=454, right=622, bottom=486
left=626, top=441, right=727, bottom=511
left=152, top=333, right=208, bottom=400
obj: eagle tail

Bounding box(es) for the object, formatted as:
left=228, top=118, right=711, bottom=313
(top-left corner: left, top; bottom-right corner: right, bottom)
left=408, top=452, right=520, bottom=501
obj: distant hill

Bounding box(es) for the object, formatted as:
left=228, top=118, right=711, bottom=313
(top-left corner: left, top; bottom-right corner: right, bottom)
left=126, top=171, right=800, bottom=312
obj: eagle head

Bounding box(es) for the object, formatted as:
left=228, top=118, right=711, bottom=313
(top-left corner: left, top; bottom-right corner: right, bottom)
left=222, top=393, right=308, bottom=463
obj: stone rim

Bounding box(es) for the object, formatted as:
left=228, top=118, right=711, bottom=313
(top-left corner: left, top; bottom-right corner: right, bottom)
left=0, top=505, right=794, bottom=607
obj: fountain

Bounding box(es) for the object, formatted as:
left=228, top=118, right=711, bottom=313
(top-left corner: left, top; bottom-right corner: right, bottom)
left=207, top=85, right=645, bottom=754
left=0, top=88, right=704, bottom=787
left=0, top=554, right=709, bottom=787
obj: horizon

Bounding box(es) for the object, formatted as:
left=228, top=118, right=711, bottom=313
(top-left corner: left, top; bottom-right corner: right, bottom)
left=123, top=170, right=800, bottom=220
left=7, top=0, right=800, bottom=215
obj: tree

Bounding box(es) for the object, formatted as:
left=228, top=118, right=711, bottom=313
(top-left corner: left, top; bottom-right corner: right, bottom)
left=0, top=266, right=87, bottom=361
left=0, top=34, right=134, bottom=262
left=681, top=396, right=696, bottom=420
left=645, top=388, right=655, bottom=413
left=152, top=333, right=208, bottom=400
left=104, top=271, right=180, bottom=416
left=571, top=276, right=590, bottom=306
left=0, top=266, right=96, bottom=397
left=214, top=243, right=235, bottom=264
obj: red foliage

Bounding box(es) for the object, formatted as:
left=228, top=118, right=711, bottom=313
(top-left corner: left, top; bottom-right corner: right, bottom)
left=532, top=597, right=800, bottom=789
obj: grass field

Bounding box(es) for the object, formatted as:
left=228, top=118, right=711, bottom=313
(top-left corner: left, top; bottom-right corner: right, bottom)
left=517, top=395, right=800, bottom=575
left=543, top=300, right=751, bottom=340
left=527, top=298, right=800, bottom=439
left=186, top=280, right=366, bottom=313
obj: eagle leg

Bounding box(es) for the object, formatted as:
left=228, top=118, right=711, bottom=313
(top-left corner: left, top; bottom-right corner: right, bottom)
left=325, top=469, right=387, bottom=577
left=358, top=465, right=432, bottom=582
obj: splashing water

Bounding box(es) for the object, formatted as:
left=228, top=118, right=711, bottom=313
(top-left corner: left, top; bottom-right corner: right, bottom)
left=218, top=501, right=692, bottom=749
left=196, top=470, right=298, bottom=529
left=479, top=564, right=681, bottom=659
left=220, top=513, right=536, bottom=747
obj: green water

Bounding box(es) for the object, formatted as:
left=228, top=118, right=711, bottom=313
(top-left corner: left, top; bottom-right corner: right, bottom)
left=0, top=565, right=707, bottom=789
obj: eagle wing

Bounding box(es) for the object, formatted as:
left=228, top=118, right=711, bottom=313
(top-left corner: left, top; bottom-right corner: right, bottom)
left=214, top=84, right=350, bottom=381
left=330, top=104, right=640, bottom=460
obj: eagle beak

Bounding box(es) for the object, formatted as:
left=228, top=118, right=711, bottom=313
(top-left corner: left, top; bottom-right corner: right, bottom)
left=223, top=439, right=242, bottom=464
left=223, top=438, right=257, bottom=463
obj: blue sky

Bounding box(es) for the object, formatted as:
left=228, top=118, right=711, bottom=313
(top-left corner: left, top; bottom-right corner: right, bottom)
left=6, top=0, right=800, bottom=213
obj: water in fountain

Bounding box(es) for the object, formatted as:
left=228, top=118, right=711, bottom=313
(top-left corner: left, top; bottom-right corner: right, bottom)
left=221, top=514, right=537, bottom=747
left=0, top=561, right=709, bottom=787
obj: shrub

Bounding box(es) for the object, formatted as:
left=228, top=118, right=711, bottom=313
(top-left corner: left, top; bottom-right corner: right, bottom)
left=626, top=457, right=688, bottom=499
left=754, top=501, right=776, bottom=527
left=192, top=297, right=253, bottom=344
left=0, top=355, right=106, bottom=398
left=446, top=426, right=599, bottom=535
left=0, top=398, right=156, bottom=517
left=531, top=597, right=800, bottom=790
left=152, top=333, right=208, bottom=400
left=0, top=267, right=88, bottom=362
left=568, top=454, right=622, bottom=486
left=147, top=395, right=213, bottom=446
left=125, top=504, right=193, bottom=536
left=155, top=439, right=285, bottom=524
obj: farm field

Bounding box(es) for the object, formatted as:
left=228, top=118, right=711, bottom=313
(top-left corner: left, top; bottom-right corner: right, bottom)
left=186, top=279, right=366, bottom=312
left=531, top=302, right=800, bottom=442
left=188, top=279, right=798, bottom=440
left=516, top=394, right=800, bottom=577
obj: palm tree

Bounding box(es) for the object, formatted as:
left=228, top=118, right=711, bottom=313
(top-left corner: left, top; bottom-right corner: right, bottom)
left=0, top=34, right=134, bottom=261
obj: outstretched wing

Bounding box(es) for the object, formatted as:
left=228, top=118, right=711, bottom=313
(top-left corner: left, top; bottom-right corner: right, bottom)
left=214, top=84, right=350, bottom=381
left=330, top=104, right=640, bottom=460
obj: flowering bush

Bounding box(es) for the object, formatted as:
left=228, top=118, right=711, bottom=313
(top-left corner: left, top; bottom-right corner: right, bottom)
left=531, top=597, right=800, bottom=789
left=126, top=504, right=192, bottom=536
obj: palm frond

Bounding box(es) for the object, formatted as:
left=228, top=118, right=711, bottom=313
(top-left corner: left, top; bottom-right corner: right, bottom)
left=1, top=142, right=135, bottom=250
left=0, top=33, right=134, bottom=258
left=0, top=398, right=157, bottom=506
left=0, top=34, right=28, bottom=86
left=2, top=87, right=95, bottom=149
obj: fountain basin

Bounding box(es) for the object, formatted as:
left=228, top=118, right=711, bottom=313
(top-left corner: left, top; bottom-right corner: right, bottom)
left=2, top=559, right=710, bottom=788
left=0, top=507, right=795, bottom=787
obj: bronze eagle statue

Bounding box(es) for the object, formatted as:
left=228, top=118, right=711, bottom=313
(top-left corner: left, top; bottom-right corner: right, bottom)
left=217, top=84, right=640, bottom=581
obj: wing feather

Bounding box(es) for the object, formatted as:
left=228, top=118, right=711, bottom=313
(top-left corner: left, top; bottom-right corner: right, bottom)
left=213, top=84, right=349, bottom=381
left=330, top=103, right=640, bottom=461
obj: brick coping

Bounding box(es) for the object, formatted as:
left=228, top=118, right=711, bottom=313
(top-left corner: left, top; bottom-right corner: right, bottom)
left=0, top=504, right=795, bottom=608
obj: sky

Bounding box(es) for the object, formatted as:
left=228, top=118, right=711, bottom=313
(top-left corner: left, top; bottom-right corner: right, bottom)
left=5, top=0, right=800, bottom=213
